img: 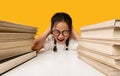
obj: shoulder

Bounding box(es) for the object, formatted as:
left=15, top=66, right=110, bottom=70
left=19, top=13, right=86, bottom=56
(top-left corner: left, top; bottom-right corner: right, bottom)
left=43, top=34, right=54, bottom=50
left=46, top=34, right=54, bottom=41
left=69, top=37, right=77, bottom=44
left=68, top=37, right=78, bottom=50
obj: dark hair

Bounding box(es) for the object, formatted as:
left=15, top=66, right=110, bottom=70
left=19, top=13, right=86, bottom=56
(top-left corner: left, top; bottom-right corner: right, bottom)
left=51, top=12, right=72, bottom=52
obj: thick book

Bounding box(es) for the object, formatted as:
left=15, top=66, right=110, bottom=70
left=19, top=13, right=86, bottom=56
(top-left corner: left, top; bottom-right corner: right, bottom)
left=78, top=53, right=120, bottom=76
left=0, top=45, right=33, bottom=60
left=78, top=40, right=120, bottom=55
left=0, top=40, right=33, bottom=49
left=0, top=51, right=37, bottom=75
left=80, top=19, right=120, bottom=38
left=0, top=27, right=37, bottom=33
left=78, top=46, right=120, bottom=70
left=0, top=21, right=37, bottom=31
left=80, top=37, right=120, bottom=45
left=0, top=33, right=35, bottom=42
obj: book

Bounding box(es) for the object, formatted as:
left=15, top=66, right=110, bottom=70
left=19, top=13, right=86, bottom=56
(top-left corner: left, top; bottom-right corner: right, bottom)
left=0, top=27, right=37, bottom=33
left=0, top=40, right=33, bottom=50
left=0, top=33, right=35, bottom=42
left=80, top=37, right=120, bottom=45
left=0, top=21, right=37, bottom=31
left=78, top=46, right=120, bottom=70
left=80, top=19, right=120, bottom=38
left=0, top=45, right=33, bottom=61
left=78, top=53, right=120, bottom=76
left=0, top=51, right=37, bottom=75
left=78, top=40, right=120, bottom=55
left=0, top=20, right=37, bottom=75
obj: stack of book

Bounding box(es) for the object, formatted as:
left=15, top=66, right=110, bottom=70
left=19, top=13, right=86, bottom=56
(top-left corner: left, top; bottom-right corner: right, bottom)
left=78, top=20, right=120, bottom=76
left=0, top=21, right=37, bottom=75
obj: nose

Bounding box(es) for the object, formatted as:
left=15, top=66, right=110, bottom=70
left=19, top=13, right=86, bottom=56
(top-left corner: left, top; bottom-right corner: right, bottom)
left=58, top=33, right=64, bottom=38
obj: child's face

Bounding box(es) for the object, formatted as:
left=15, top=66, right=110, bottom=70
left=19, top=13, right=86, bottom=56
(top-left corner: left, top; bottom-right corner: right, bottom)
left=52, top=21, right=70, bottom=44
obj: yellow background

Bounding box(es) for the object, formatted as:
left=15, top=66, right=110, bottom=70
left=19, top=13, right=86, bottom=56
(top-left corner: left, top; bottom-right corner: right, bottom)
left=0, top=0, right=120, bottom=37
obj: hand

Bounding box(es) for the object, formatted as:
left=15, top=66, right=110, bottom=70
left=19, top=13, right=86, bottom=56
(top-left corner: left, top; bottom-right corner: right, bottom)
left=31, top=26, right=52, bottom=53
left=32, top=41, right=42, bottom=53
left=71, top=28, right=80, bottom=41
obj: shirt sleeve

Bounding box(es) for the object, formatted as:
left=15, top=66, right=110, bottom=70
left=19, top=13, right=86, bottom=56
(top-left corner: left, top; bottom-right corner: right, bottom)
left=68, top=38, right=78, bottom=50
left=43, top=35, right=54, bottom=50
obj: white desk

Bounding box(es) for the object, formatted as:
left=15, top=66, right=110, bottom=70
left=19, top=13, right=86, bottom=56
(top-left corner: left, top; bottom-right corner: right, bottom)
left=2, top=50, right=105, bottom=76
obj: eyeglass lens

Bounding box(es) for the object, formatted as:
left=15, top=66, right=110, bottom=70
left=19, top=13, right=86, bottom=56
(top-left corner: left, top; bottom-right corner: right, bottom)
left=53, top=30, right=69, bottom=37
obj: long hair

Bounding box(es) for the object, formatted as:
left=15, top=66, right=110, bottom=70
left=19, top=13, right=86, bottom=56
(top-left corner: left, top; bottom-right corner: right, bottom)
left=51, top=12, right=72, bottom=52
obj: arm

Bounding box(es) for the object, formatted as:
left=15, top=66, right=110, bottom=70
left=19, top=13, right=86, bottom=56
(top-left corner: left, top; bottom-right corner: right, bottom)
left=32, top=28, right=51, bottom=53
left=71, top=28, right=80, bottom=41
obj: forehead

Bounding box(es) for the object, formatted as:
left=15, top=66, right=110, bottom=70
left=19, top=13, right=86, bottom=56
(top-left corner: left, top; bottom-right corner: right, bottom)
left=53, top=21, right=69, bottom=30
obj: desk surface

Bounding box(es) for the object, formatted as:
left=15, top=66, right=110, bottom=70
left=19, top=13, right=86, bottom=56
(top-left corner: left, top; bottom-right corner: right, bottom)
left=2, top=50, right=105, bottom=76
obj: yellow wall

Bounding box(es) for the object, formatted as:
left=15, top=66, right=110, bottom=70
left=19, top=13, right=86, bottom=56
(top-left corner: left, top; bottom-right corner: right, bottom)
left=0, top=0, right=120, bottom=38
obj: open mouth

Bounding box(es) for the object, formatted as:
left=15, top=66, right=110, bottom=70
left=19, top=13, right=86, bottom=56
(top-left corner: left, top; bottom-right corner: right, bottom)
left=57, top=38, right=65, bottom=42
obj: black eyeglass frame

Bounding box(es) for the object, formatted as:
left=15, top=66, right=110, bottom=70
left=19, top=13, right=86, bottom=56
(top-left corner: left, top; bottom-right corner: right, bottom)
left=52, top=30, right=70, bottom=37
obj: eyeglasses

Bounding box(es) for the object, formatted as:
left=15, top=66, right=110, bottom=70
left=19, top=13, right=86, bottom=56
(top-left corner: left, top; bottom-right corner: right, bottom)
left=52, top=30, right=70, bottom=37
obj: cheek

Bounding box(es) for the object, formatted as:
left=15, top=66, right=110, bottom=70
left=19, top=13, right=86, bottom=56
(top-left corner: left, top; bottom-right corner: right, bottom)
left=64, top=36, right=69, bottom=40
left=53, top=35, right=57, bottom=40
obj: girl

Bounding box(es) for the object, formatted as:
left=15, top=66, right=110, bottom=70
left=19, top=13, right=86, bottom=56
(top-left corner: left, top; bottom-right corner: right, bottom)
left=32, top=12, right=80, bottom=53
